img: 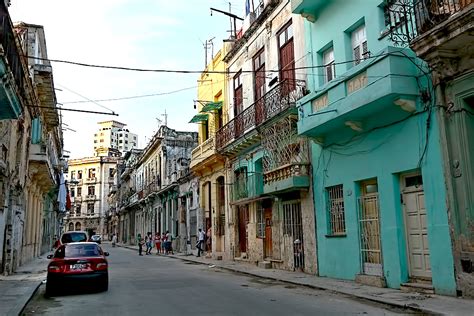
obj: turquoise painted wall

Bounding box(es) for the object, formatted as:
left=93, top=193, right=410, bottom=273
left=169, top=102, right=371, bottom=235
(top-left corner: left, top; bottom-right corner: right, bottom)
left=297, top=0, right=457, bottom=295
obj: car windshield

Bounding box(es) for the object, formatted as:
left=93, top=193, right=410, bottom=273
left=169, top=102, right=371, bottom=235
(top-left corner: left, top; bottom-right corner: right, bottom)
left=61, top=232, right=87, bottom=244
left=54, top=244, right=102, bottom=258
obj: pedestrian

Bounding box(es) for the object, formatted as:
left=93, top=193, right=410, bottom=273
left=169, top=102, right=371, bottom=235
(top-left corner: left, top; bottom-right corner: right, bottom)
left=161, top=232, right=167, bottom=254
left=196, top=228, right=205, bottom=257
left=52, top=235, right=60, bottom=251
left=155, top=232, right=161, bottom=255
left=165, top=230, right=173, bottom=255
left=145, top=232, right=153, bottom=255
left=112, top=233, right=117, bottom=247
left=137, top=233, right=144, bottom=256
left=206, top=226, right=212, bottom=256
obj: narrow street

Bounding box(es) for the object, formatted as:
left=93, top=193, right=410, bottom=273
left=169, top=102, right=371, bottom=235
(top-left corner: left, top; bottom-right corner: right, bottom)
left=22, top=245, right=411, bottom=315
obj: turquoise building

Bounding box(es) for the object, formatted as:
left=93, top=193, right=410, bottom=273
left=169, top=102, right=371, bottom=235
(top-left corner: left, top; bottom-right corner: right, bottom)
left=292, top=0, right=457, bottom=295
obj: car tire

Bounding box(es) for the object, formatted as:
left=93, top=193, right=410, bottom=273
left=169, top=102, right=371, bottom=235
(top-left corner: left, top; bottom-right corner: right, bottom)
left=45, top=282, right=56, bottom=297
left=99, top=275, right=108, bottom=292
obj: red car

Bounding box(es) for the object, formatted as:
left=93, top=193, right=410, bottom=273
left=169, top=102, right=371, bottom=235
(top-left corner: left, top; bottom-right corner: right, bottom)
left=46, top=242, right=109, bottom=296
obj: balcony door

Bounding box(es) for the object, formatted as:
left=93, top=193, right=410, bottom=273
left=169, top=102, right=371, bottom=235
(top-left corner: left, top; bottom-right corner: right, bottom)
left=234, top=71, right=243, bottom=137
left=254, top=49, right=266, bottom=125
left=278, top=21, right=295, bottom=96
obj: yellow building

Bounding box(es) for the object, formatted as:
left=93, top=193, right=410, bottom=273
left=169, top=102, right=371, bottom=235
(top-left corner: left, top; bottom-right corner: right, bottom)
left=189, top=43, right=229, bottom=259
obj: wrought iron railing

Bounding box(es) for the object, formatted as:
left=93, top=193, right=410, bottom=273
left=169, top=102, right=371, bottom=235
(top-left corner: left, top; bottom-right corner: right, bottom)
left=232, top=173, right=263, bottom=201
left=385, top=0, right=472, bottom=46
left=0, top=5, right=27, bottom=99
left=216, top=79, right=306, bottom=150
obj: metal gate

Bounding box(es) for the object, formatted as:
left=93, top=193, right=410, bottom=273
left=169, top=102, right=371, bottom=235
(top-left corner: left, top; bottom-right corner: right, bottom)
left=358, top=194, right=383, bottom=276
left=283, top=200, right=304, bottom=270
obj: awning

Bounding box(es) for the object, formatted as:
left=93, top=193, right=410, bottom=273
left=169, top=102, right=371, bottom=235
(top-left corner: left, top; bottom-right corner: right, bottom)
left=189, top=114, right=209, bottom=123
left=201, top=101, right=223, bottom=112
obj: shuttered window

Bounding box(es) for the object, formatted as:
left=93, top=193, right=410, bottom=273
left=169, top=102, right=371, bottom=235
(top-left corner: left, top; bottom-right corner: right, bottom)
left=352, top=25, right=368, bottom=65
left=323, top=47, right=335, bottom=83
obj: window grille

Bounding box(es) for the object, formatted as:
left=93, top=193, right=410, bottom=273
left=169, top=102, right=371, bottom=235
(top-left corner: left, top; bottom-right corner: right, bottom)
left=327, top=184, right=346, bottom=235
left=283, top=201, right=304, bottom=269
left=323, top=48, right=335, bottom=82
left=352, top=25, right=368, bottom=65
left=256, top=206, right=265, bottom=238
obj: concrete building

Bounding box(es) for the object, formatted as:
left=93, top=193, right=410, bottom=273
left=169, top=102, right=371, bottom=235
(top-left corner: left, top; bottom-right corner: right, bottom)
left=189, top=43, right=229, bottom=259
left=214, top=0, right=317, bottom=273
left=293, top=0, right=457, bottom=295
left=385, top=0, right=474, bottom=298
left=64, top=155, right=119, bottom=238
left=93, top=120, right=138, bottom=156
left=1, top=9, right=63, bottom=275
left=117, top=126, right=197, bottom=252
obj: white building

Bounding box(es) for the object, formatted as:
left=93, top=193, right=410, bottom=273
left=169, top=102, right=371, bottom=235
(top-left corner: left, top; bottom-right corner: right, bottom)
left=93, top=121, right=138, bottom=156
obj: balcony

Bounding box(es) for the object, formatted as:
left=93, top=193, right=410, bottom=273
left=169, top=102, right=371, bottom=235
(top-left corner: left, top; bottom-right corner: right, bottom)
left=85, top=177, right=97, bottom=184
left=384, top=0, right=473, bottom=50
left=291, top=0, right=329, bottom=22
left=216, top=80, right=306, bottom=155
left=190, top=136, right=223, bottom=171
left=84, top=194, right=96, bottom=201
left=28, top=142, right=55, bottom=188
left=297, top=47, right=421, bottom=143
left=232, top=173, right=263, bottom=202
left=0, top=4, right=25, bottom=119
left=74, top=196, right=82, bottom=203
left=264, top=163, right=310, bottom=194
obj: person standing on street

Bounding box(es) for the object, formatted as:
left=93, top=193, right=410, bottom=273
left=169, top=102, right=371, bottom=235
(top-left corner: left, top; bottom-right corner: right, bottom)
left=137, top=233, right=144, bottom=256
left=112, top=233, right=117, bottom=247
left=196, top=228, right=205, bottom=257
left=155, top=232, right=161, bottom=255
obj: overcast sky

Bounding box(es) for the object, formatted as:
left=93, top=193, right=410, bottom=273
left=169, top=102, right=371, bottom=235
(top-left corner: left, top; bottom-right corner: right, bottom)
left=9, top=0, right=244, bottom=158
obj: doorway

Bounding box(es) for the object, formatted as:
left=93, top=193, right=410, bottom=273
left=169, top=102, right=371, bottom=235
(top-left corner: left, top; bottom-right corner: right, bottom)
left=402, top=173, right=432, bottom=280
left=238, top=205, right=249, bottom=254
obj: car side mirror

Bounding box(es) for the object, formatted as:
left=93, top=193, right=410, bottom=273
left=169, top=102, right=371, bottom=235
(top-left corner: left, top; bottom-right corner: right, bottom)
left=47, top=254, right=53, bottom=259
left=104, top=252, right=110, bottom=256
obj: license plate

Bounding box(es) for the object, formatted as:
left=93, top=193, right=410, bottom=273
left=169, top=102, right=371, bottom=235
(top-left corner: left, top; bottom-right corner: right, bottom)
left=70, top=263, right=87, bottom=270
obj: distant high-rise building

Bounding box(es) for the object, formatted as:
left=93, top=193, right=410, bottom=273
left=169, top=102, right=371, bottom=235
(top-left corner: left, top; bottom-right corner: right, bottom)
left=93, top=121, right=138, bottom=156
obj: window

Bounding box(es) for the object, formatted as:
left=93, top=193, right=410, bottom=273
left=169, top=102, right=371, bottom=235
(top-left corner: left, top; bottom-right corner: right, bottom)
left=70, top=171, right=76, bottom=179
left=119, top=140, right=123, bottom=144
left=278, top=21, right=295, bottom=94
left=253, top=49, right=266, bottom=102
left=77, top=170, right=82, bottom=179
left=323, top=47, right=335, bottom=83
left=88, top=168, right=96, bottom=178
left=87, top=203, right=94, bottom=215
left=75, top=205, right=81, bottom=216
left=278, top=22, right=293, bottom=48
left=352, top=25, right=368, bottom=65
left=94, top=140, right=97, bottom=143
left=256, top=206, right=265, bottom=238
left=233, top=71, right=243, bottom=117
left=109, top=168, right=115, bottom=177
left=125, top=140, right=128, bottom=144
left=70, top=188, right=75, bottom=197
left=88, top=186, right=95, bottom=196
left=125, top=134, right=128, bottom=138
left=133, top=136, right=137, bottom=140
left=327, top=184, right=346, bottom=235
left=100, top=139, right=104, bottom=143
left=77, top=187, right=82, bottom=195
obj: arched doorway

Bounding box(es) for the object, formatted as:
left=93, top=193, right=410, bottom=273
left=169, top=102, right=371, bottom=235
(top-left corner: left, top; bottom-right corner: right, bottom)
left=68, top=222, right=74, bottom=231
left=75, top=222, right=82, bottom=231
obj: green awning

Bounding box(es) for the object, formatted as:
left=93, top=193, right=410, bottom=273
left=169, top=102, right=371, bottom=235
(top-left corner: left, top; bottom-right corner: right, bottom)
left=201, top=101, right=223, bottom=112
left=189, top=114, right=209, bottom=123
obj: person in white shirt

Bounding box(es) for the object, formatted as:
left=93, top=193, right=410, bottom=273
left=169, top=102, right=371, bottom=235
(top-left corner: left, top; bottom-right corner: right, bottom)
left=197, top=228, right=205, bottom=257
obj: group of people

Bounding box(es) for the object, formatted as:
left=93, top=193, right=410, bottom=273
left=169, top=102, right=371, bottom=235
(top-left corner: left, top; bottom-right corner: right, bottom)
left=137, top=231, right=173, bottom=256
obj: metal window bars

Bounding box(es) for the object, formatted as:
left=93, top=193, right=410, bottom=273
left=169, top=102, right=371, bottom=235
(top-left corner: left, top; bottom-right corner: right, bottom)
left=283, top=200, right=304, bottom=270
left=358, top=194, right=383, bottom=276
left=327, top=185, right=346, bottom=235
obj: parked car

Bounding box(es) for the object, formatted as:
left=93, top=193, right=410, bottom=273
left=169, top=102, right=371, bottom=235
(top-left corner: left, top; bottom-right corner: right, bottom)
left=60, top=231, right=89, bottom=245
left=46, top=242, right=109, bottom=296
left=90, top=234, right=102, bottom=244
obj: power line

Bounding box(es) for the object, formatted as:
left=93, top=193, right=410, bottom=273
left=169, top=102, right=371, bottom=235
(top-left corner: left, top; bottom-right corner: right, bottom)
left=25, top=105, right=119, bottom=116
left=25, top=50, right=406, bottom=75
left=57, top=83, right=116, bottom=114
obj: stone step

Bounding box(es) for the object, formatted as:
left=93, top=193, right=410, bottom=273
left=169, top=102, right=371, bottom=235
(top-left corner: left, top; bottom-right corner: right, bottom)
left=400, top=282, right=435, bottom=294
left=258, top=261, right=272, bottom=269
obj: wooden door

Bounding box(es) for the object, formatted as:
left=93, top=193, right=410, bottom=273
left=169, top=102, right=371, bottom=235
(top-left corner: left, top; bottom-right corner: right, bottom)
left=238, top=205, right=249, bottom=253
left=264, top=208, right=272, bottom=258
left=279, top=38, right=295, bottom=95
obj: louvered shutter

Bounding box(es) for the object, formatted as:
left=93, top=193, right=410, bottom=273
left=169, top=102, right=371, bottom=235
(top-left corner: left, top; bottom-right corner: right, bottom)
left=362, top=41, right=368, bottom=59
left=354, top=45, right=361, bottom=65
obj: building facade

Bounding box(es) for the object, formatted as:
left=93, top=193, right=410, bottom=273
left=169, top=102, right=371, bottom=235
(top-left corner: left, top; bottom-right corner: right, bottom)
left=65, top=155, right=118, bottom=238
left=214, top=0, right=317, bottom=273
left=385, top=0, right=474, bottom=298
left=93, top=120, right=138, bottom=156
left=117, top=125, right=197, bottom=252
left=293, top=0, right=457, bottom=295
left=189, top=43, right=229, bottom=259
left=1, top=5, right=63, bottom=275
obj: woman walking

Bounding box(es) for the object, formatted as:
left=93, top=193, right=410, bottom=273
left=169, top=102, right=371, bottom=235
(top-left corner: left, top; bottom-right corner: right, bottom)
left=137, top=233, right=144, bottom=256
left=145, top=232, right=153, bottom=255
left=155, top=232, right=161, bottom=255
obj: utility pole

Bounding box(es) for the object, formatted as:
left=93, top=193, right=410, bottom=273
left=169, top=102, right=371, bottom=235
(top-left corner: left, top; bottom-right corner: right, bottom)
left=210, top=7, right=243, bottom=40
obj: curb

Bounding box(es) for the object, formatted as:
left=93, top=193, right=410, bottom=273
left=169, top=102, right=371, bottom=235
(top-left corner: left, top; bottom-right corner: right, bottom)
left=14, top=280, right=43, bottom=316
left=116, top=244, right=437, bottom=314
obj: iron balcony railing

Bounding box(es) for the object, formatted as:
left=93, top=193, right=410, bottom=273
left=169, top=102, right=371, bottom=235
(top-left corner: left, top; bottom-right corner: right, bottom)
left=0, top=4, right=27, bottom=99
left=216, top=79, right=306, bottom=150
left=232, top=173, right=263, bottom=201
left=385, top=0, right=472, bottom=46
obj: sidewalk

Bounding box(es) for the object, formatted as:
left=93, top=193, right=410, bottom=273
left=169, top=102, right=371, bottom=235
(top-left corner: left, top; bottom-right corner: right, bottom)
left=0, top=255, right=49, bottom=316
left=119, top=243, right=474, bottom=315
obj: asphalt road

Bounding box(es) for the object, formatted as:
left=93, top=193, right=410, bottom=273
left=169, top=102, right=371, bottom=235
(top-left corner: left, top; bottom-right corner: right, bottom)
left=22, top=244, right=414, bottom=315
